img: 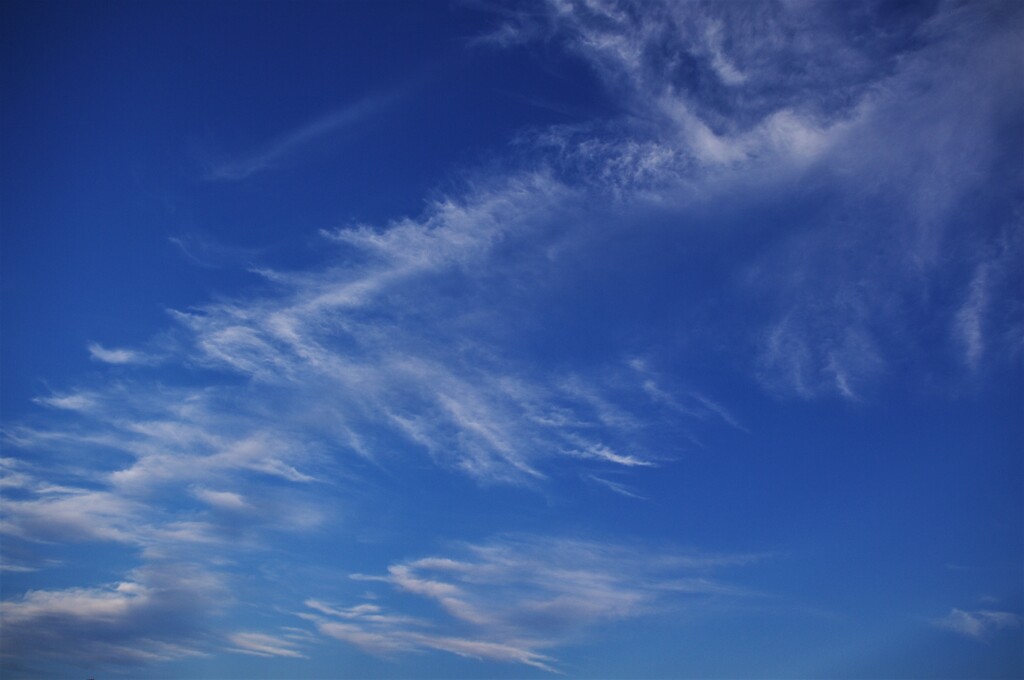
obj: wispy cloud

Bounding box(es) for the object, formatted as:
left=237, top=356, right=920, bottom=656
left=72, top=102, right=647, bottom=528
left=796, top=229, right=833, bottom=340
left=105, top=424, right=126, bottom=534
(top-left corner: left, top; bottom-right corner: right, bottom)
left=0, top=562, right=224, bottom=667
left=2, top=388, right=325, bottom=564
left=955, top=264, right=990, bottom=370
left=88, top=342, right=151, bottom=366
left=1, top=158, right=742, bottom=667
left=4, top=1, right=1020, bottom=675
left=192, top=487, right=252, bottom=512
left=932, top=608, right=1023, bottom=640
left=630, top=358, right=745, bottom=430
left=584, top=473, right=646, bottom=500
left=169, top=233, right=263, bottom=269
left=757, top=316, right=884, bottom=401
left=32, top=391, right=97, bottom=411
left=703, top=19, right=746, bottom=86
left=203, top=88, right=404, bottom=181
left=228, top=631, right=308, bottom=659
left=507, top=0, right=1022, bottom=399
left=136, top=172, right=727, bottom=485
left=305, top=535, right=761, bottom=671
left=1, top=149, right=742, bottom=671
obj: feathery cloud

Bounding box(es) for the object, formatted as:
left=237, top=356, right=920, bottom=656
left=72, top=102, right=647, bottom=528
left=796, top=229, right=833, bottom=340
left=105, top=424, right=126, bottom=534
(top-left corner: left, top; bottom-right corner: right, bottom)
left=307, top=535, right=761, bottom=671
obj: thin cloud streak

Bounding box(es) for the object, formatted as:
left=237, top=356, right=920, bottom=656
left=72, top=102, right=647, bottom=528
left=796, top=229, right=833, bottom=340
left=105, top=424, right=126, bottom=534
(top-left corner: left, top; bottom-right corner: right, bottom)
left=585, top=473, right=646, bottom=500
left=204, top=88, right=405, bottom=181
left=227, top=632, right=308, bottom=659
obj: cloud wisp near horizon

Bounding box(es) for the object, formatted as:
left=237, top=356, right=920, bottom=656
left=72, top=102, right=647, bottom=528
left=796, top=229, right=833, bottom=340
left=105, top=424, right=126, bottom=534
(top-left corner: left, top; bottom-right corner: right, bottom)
left=2, top=1, right=1021, bottom=677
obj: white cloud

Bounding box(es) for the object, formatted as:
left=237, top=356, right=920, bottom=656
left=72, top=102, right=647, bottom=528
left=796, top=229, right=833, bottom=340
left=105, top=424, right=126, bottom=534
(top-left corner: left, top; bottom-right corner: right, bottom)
left=0, top=399, right=324, bottom=570
left=632, top=359, right=745, bottom=430
left=399, top=632, right=557, bottom=671
left=89, top=342, right=149, bottom=365
left=135, top=171, right=721, bottom=484
left=565, top=441, right=654, bottom=467
left=228, top=631, right=307, bottom=658
left=933, top=608, right=1023, bottom=639
left=502, top=0, right=1021, bottom=398
left=0, top=563, right=224, bottom=665
left=955, top=263, right=994, bottom=371
left=758, top=317, right=884, bottom=401
left=2, top=487, right=145, bottom=545
left=193, top=488, right=252, bottom=512
left=2, top=171, right=744, bottom=666
left=704, top=20, right=746, bottom=85
left=584, top=473, right=646, bottom=499
left=33, top=392, right=97, bottom=411
left=309, top=535, right=761, bottom=671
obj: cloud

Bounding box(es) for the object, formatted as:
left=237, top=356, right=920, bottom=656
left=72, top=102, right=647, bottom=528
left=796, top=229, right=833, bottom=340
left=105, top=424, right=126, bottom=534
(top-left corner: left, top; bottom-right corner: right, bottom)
left=192, top=488, right=252, bottom=512
left=1, top=486, right=145, bottom=545
left=703, top=19, right=746, bottom=86
left=4, top=2, right=1021, bottom=675
left=757, top=316, right=884, bottom=401
left=7, top=387, right=322, bottom=495
left=0, top=392, right=325, bottom=576
left=203, top=89, right=404, bottom=181
left=33, top=391, right=97, bottom=411
left=932, top=608, right=1023, bottom=640
left=584, top=473, right=646, bottom=500
left=502, top=0, right=1023, bottom=399
left=955, top=265, right=990, bottom=370
left=565, top=441, right=653, bottom=467
left=129, top=171, right=724, bottom=485
left=169, top=233, right=263, bottom=269
left=0, top=562, right=224, bottom=668
left=951, top=222, right=1022, bottom=372
left=0, top=151, right=742, bottom=669
left=228, top=631, right=307, bottom=659
left=88, top=343, right=150, bottom=365
left=317, top=621, right=557, bottom=672
left=306, top=535, right=761, bottom=671
left=630, top=358, right=745, bottom=430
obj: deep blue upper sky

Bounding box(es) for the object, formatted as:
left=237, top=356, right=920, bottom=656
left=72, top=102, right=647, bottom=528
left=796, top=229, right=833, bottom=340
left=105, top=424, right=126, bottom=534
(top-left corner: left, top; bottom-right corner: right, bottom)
left=2, top=1, right=1022, bottom=678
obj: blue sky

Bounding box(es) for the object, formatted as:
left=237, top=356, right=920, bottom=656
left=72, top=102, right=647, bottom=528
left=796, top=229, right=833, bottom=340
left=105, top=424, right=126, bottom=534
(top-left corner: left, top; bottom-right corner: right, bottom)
left=1, top=1, right=1021, bottom=677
